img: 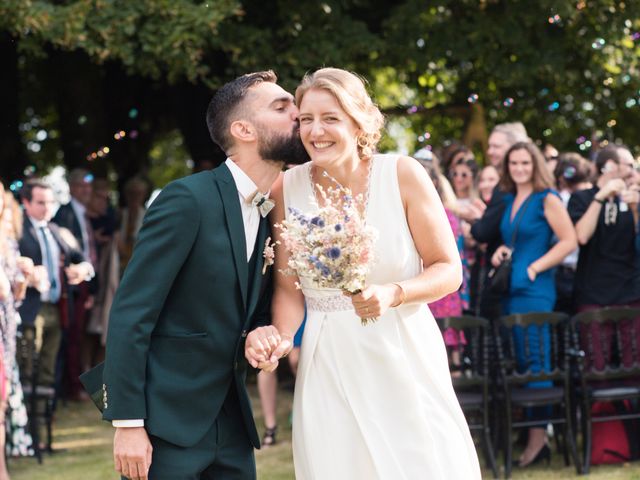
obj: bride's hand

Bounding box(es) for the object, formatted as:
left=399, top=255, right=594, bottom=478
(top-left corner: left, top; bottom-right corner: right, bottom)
left=245, top=326, right=281, bottom=368
left=349, top=284, right=401, bottom=319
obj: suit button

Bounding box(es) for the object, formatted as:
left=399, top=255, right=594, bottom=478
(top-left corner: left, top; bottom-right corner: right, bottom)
left=241, top=330, right=248, bottom=338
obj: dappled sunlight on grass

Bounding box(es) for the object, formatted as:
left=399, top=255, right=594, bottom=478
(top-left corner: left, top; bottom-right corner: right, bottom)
left=5, top=382, right=640, bottom=479
left=54, top=425, right=105, bottom=437
left=53, top=437, right=112, bottom=450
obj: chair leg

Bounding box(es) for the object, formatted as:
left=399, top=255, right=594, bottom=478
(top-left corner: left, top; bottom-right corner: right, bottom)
left=583, top=410, right=591, bottom=475
left=504, top=421, right=512, bottom=479
left=564, top=400, right=581, bottom=474
left=45, top=398, right=54, bottom=452
left=483, top=426, right=499, bottom=479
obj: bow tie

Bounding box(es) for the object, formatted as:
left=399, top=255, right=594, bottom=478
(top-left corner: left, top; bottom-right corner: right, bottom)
left=250, top=191, right=275, bottom=217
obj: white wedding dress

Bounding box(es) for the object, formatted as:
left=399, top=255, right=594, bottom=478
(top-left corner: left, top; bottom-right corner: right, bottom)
left=284, top=156, right=481, bottom=479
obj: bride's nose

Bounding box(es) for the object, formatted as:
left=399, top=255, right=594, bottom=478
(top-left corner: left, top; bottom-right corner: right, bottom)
left=309, top=121, right=325, bottom=137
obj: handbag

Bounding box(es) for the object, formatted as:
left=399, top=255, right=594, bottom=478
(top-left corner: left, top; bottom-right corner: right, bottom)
left=487, top=195, right=532, bottom=296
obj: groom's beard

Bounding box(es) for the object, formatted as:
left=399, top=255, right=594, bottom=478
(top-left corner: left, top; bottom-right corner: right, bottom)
left=257, top=126, right=310, bottom=166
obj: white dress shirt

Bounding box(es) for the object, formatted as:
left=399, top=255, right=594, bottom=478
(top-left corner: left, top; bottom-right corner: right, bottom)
left=113, top=158, right=268, bottom=428
left=28, top=217, right=62, bottom=303
left=70, top=198, right=91, bottom=260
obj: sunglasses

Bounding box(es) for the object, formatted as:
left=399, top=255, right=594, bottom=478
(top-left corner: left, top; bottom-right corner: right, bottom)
left=452, top=171, right=470, bottom=178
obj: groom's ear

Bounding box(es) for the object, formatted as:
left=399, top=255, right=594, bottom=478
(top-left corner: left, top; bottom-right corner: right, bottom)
left=230, top=120, right=257, bottom=143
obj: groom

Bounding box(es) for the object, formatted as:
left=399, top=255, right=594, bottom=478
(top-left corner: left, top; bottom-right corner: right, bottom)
left=102, top=71, right=307, bottom=480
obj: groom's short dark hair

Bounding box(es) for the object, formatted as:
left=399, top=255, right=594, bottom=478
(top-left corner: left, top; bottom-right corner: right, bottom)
left=206, top=71, right=277, bottom=152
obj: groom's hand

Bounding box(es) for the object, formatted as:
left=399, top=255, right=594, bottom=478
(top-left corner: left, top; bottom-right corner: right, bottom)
left=245, top=326, right=282, bottom=368
left=114, top=426, right=153, bottom=480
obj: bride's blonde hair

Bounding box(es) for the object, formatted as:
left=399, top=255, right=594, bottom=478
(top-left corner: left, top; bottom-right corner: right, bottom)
left=295, top=68, right=384, bottom=159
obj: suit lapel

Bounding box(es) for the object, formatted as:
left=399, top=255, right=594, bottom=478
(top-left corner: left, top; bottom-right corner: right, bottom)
left=24, top=219, right=43, bottom=264
left=213, top=165, right=248, bottom=309
left=247, top=217, right=268, bottom=317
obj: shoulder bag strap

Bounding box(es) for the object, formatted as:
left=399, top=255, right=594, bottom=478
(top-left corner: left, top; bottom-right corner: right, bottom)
left=509, top=194, right=533, bottom=250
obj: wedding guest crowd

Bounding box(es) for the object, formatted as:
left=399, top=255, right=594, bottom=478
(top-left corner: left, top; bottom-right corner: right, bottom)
left=0, top=170, right=151, bottom=465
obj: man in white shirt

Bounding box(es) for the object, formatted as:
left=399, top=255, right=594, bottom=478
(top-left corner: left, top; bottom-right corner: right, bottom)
left=98, top=70, right=307, bottom=480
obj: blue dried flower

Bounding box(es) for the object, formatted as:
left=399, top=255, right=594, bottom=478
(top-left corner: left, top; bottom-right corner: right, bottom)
left=310, top=216, right=325, bottom=227
left=326, top=247, right=341, bottom=259
left=334, top=224, right=342, bottom=232
left=321, top=266, right=331, bottom=277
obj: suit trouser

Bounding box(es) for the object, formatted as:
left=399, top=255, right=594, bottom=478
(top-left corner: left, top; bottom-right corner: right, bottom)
left=135, top=387, right=256, bottom=480
left=19, top=303, right=62, bottom=388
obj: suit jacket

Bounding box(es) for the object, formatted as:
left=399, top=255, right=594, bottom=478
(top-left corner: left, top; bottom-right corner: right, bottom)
left=18, top=217, right=88, bottom=327
left=102, top=165, right=271, bottom=449
left=470, top=186, right=507, bottom=259
left=53, top=202, right=84, bottom=250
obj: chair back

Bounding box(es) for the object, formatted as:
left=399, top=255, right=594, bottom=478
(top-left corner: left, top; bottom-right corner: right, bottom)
left=571, top=306, right=640, bottom=380
left=436, top=315, right=490, bottom=388
left=497, top=312, right=571, bottom=385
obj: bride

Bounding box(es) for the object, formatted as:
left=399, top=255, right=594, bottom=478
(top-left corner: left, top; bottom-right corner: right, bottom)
left=246, top=67, right=481, bottom=479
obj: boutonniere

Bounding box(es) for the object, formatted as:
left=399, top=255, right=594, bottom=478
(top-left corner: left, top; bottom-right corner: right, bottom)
left=262, top=236, right=279, bottom=274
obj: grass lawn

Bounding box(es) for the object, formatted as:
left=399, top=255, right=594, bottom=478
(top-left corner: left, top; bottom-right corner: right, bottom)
left=7, top=381, right=640, bottom=479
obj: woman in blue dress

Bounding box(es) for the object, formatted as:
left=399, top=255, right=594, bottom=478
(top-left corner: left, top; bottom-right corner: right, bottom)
left=491, top=142, right=577, bottom=467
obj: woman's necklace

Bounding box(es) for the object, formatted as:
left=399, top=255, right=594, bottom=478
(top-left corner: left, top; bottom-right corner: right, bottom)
left=308, top=159, right=373, bottom=216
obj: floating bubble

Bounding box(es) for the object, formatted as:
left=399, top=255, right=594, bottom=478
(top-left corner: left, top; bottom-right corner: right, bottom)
left=576, top=136, right=587, bottom=144
left=591, top=38, right=605, bottom=49
left=625, top=98, right=637, bottom=108
left=23, top=165, right=36, bottom=175
left=36, top=129, right=47, bottom=141
left=416, top=38, right=425, bottom=48
left=548, top=14, right=561, bottom=24
left=538, top=88, right=550, bottom=97
left=128, top=108, right=139, bottom=119
left=467, top=93, right=479, bottom=104
left=607, top=119, right=617, bottom=127
left=406, top=106, right=418, bottom=114
left=129, top=130, right=139, bottom=139
left=502, top=97, right=514, bottom=107
left=78, top=115, right=87, bottom=125
left=84, top=174, right=94, bottom=183
left=9, top=180, right=24, bottom=192
left=102, top=146, right=110, bottom=154
left=543, top=129, right=552, bottom=136
left=632, top=32, right=640, bottom=41
left=424, top=132, right=431, bottom=140
left=548, top=102, right=560, bottom=112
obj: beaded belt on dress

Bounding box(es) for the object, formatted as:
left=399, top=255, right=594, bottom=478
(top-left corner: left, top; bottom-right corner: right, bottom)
left=305, top=295, right=354, bottom=312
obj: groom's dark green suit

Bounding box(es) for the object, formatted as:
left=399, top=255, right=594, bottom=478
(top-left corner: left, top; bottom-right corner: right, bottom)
left=102, top=163, right=271, bottom=475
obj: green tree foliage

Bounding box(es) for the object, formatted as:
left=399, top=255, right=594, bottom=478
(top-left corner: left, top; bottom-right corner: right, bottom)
left=2, top=0, right=640, bottom=182
left=382, top=0, right=640, bottom=152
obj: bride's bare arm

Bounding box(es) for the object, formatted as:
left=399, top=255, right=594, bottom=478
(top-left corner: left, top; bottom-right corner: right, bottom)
left=245, top=173, right=305, bottom=369
left=398, top=155, right=462, bottom=302
left=270, top=174, right=306, bottom=338
left=349, top=156, right=462, bottom=319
